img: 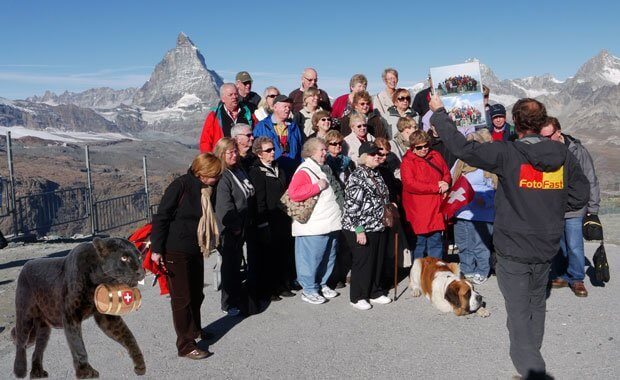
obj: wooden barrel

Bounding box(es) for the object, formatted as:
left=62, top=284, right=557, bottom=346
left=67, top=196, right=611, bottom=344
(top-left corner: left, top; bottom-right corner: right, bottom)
left=94, top=284, right=142, bottom=316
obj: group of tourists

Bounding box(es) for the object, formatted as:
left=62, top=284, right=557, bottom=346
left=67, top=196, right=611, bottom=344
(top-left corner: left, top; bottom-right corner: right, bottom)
left=438, top=75, right=479, bottom=94
left=150, top=66, right=599, bottom=380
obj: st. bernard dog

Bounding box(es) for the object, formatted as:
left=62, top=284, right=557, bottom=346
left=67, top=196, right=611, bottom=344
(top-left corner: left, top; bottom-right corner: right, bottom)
left=409, top=257, right=490, bottom=317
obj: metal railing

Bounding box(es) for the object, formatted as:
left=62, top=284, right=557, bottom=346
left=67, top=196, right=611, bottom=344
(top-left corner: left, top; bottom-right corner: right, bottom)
left=15, top=187, right=90, bottom=235
left=1, top=132, right=155, bottom=238
left=93, top=191, right=149, bottom=233
left=0, top=177, right=10, bottom=217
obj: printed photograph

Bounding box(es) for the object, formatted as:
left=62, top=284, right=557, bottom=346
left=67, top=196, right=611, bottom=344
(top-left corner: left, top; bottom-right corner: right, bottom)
left=441, top=92, right=487, bottom=132
left=430, top=62, right=482, bottom=96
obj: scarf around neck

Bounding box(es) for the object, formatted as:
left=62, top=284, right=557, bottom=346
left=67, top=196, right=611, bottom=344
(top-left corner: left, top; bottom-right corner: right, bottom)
left=197, top=186, right=219, bottom=257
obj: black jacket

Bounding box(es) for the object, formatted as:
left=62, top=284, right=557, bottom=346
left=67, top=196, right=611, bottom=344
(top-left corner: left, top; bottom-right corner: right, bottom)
left=247, top=161, right=289, bottom=227
left=430, top=108, right=590, bottom=263
left=151, top=171, right=205, bottom=256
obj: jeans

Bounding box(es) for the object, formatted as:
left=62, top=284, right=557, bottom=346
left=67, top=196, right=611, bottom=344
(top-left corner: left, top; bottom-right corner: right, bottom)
left=295, top=232, right=338, bottom=294
left=552, top=217, right=585, bottom=285
left=413, top=231, right=443, bottom=260
left=454, top=219, right=493, bottom=277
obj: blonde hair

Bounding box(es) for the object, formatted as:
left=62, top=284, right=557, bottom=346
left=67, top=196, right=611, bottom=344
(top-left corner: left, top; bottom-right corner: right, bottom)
left=213, top=137, right=237, bottom=170
left=325, top=130, right=343, bottom=144
left=191, top=153, right=223, bottom=178
left=396, top=116, right=416, bottom=132
left=303, top=87, right=320, bottom=105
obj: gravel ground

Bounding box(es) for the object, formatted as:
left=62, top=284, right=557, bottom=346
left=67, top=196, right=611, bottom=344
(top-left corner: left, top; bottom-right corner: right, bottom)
left=0, top=240, right=618, bottom=379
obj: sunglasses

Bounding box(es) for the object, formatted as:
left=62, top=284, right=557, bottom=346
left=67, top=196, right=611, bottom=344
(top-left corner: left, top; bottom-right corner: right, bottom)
left=320, top=117, right=332, bottom=122
left=266, top=94, right=278, bottom=98
left=354, top=124, right=367, bottom=128
left=357, top=102, right=370, bottom=106
left=262, top=147, right=275, bottom=153
left=242, top=81, right=252, bottom=86
left=237, top=133, right=253, bottom=138
left=328, top=142, right=343, bottom=146
left=368, top=152, right=386, bottom=157
left=414, top=143, right=430, bottom=151
left=397, top=96, right=411, bottom=102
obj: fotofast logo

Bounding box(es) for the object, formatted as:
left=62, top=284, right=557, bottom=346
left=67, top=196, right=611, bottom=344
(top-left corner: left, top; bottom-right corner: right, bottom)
left=518, top=164, right=564, bottom=190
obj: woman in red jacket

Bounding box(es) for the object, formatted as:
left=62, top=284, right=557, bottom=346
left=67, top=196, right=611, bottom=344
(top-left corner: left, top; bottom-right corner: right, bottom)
left=401, top=130, right=451, bottom=260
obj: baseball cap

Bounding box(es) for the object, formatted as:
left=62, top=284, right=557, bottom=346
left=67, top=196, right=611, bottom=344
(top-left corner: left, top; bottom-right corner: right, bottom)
left=235, top=71, right=252, bottom=83
left=358, top=141, right=379, bottom=156
left=490, top=104, right=506, bottom=118
left=272, top=95, right=292, bottom=105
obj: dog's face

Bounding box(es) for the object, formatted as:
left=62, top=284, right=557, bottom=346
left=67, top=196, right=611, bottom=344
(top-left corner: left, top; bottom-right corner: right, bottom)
left=444, top=280, right=482, bottom=316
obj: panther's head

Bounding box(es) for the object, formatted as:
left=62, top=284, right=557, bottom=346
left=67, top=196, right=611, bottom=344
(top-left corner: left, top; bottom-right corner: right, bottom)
left=90, top=237, right=146, bottom=287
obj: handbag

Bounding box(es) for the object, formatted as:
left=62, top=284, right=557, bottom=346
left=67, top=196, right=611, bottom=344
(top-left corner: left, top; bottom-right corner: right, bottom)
left=367, top=169, right=399, bottom=228
left=279, top=168, right=321, bottom=224
left=592, top=243, right=610, bottom=283
left=583, top=214, right=604, bottom=241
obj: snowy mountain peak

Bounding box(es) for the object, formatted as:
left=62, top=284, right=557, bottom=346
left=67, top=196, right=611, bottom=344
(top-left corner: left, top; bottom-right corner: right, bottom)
left=571, top=49, right=620, bottom=87
left=131, top=33, right=223, bottom=111
left=176, top=32, right=194, bottom=47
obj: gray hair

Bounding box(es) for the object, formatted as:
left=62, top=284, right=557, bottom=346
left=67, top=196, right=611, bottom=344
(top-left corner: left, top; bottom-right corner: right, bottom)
left=219, top=83, right=237, bottom=98
left=381, top=68, right=398, bottom=81
left=301, top=137, right=326, bottom=159
left=252, top=137, right=274, bottom=155
left=230, top=123, right=251, bottom=137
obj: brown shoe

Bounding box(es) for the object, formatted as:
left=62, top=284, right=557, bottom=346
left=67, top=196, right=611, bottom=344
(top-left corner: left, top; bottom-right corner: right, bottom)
left=570, top=281, right=588, bottom=297
left=550, top=278, right=568, bottom=288
left=184, top=349, right=211, bottom=360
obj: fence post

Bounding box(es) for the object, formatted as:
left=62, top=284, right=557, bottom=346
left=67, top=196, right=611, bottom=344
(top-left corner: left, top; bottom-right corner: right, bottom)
left=6, top=131, right=18, bottom=237
left=142, top=155, right=151, bottom=220
left=85, top=145, right=96, bottom=236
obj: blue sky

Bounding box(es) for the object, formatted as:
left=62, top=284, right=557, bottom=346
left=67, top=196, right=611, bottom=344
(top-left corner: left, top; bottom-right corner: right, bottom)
left=1, top=0, right=618, bottom=100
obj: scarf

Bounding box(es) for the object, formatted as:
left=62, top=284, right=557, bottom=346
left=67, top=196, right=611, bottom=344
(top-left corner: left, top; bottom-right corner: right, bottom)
left=197, top=186, right=219, bottom=257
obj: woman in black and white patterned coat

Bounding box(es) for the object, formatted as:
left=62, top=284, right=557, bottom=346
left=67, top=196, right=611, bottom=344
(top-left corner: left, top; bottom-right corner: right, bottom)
left=342, top=141, right=393, bottom=310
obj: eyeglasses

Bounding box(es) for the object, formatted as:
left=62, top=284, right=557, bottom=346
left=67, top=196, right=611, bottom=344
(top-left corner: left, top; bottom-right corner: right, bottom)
left=237, top=133, right=253, bottom=138
left=414, top=143, right=430, bottom=151
left=266, top=94, right=278, bottom=98
left=328, top=142, right=343, bottom=146
left=397, top=96, right=411, bottom=102
left=320, top=117, right=331, bottom=122
left=262, top=147, right=275, bottom=153
left=357, top=102, right=370, bottom=106
left=354, top=124, right=367, bottom=129
left=304, top=77, right=318, bottom=82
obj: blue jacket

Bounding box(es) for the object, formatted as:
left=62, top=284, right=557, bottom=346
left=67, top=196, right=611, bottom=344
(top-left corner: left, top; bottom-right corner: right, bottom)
left=253, top=115, right=303, bottom=177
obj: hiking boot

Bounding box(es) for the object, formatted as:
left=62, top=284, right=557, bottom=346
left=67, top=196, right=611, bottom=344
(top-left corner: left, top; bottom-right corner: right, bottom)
left=550, top=278, right=568, bottom=288
left=570, top=281, right=588, bottom=297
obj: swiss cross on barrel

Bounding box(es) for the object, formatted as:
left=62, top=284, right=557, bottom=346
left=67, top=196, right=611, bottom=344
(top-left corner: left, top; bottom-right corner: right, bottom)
left=122, top=291, right=134, bottom=305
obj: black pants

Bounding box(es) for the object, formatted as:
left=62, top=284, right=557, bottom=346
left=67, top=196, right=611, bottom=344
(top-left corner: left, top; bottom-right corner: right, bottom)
left=220, top=231, right=245, bottom=312
left=164, top=251, right=204, bottom=356
left=327, top=230, right=352, bottom=288
left=496, top=254, right=550, bottom=377
left=344, top=230, right=388, bottom=303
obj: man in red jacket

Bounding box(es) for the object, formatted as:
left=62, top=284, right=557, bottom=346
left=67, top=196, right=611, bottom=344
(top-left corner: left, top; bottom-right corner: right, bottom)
left=199, top=83, right=256, bottom=153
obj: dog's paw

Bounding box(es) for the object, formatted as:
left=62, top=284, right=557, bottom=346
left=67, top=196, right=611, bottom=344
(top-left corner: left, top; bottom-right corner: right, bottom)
left=134, top=363, right=146, bottom=376
left=76, top=363, right=99, bottom=379
left=411, top=288, right=422, bottom=297
left=476, top=307, right=490, bottom=318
